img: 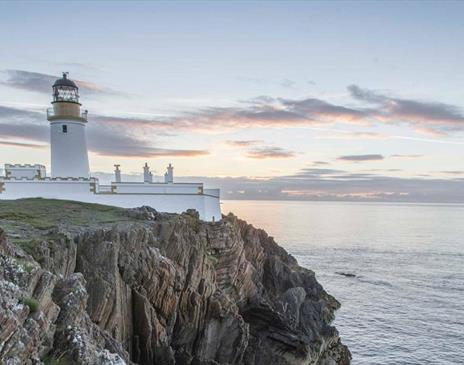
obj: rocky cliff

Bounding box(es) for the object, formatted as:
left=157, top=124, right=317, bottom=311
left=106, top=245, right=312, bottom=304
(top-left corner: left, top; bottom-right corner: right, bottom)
left=0, top=198, right=350, bottom=365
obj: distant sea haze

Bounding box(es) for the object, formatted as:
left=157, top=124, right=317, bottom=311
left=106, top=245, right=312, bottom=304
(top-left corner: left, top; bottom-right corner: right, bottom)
left=223, top=200, right=464, bottom=365
left=91, top=172, right=464, bottom=204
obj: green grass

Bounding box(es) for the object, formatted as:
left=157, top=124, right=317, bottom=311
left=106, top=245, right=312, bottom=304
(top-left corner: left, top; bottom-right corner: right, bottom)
left=43, top=355, right=71, bottom=365
left=11, top=239, right=40, bottom=255
left=0, top=198, right=133, bottom=232
left=16, top=258, right=35, bottom=273
left=0, top=198, right=128, bottom=226
left=22, top=297, right=39, bottom=313
left=0, top=198, right=147, bottom=254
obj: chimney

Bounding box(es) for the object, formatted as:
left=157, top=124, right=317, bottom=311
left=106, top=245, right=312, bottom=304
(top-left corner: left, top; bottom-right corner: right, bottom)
left=114, top=164, right=121, bottom=183
left=164, top=163, right=174, bottom=183
left=143, top=162, right=153, bottom=183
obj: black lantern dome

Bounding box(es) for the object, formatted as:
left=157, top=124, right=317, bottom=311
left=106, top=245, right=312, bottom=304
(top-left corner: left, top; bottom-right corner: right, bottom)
left=52, top=72, right=80, bottom=104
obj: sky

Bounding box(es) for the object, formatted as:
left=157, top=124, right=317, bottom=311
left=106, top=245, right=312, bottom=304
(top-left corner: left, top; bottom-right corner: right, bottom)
left=0, top=1, right=463, bottom=202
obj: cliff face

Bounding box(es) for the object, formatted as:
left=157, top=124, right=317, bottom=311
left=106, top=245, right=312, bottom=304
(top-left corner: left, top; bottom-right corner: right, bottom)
left=0, top=199, right=350, bottom=365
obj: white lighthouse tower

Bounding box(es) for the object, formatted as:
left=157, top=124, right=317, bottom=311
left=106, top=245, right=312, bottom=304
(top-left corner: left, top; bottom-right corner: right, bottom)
left=47, top=73, right=90, bottom=178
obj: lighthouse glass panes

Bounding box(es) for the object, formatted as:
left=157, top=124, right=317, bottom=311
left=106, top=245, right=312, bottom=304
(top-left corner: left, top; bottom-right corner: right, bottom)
left=53, top=85, right=79, bottom=103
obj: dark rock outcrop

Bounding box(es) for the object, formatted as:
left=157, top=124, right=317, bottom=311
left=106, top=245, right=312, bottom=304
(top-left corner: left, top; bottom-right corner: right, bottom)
left=0, top=199, right=350, bottom=365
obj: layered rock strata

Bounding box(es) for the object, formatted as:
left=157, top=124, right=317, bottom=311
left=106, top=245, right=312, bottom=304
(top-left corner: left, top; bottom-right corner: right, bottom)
left=0, top=199, right=350, bottom=365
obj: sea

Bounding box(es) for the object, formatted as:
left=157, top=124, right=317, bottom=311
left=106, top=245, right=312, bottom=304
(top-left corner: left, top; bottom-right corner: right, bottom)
left=222, top=200, right=464, bottom=365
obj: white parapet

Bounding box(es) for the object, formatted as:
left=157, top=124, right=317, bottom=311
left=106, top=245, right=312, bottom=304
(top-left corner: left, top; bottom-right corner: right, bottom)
left=109, top=182, right=204, bottom=195
left=4, top=164, right=46, bottom=179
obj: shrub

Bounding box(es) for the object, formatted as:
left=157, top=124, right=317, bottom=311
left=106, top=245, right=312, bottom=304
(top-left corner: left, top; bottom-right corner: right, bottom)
left=22, top=297, right=39, bottom=313
left=43, top=355, right=71, bottom=365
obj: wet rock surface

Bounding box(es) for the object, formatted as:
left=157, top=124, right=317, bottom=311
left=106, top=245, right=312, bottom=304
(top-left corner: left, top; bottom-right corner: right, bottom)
left=0, top=199, right=350, bottom=365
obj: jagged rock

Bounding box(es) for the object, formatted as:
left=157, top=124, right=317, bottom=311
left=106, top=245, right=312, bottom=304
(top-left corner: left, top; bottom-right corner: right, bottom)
left=0, top=229, right=60, bottom=365
left=51, top=273, right=130, bottom=364
left=0, top=199, right=350, bottom=365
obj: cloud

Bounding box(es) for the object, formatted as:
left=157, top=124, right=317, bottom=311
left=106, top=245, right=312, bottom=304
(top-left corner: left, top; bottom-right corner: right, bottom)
left=0, top=122, right=48, bottom=143
left=337, top=154, right=384, bottom=162
left=0, top=105, right=207, bottom=158
left=0, top=140, right=46, bottom=149
left=347, top=85, right=386, bottom=103
left=246, top=146, right=295, bottom=159
left=314, top=131, right=388, bottom=140
left=86, top=128, right=208, bottom=158
left=313, top=161, right=329, bottom=165
left=439, top=170, right=464, bottom=175
left=3, top=71, right=463, bottom=137
left=191, top=168, right=464, bottom=203
left=93, top=146, right=208, bottom=158
left=2, top=70, right=464, bottom=137
left=226, top=140, right=263, bottom=147
left=391, top=154, right=423, bottom=159
left=0, top=105, right=44, bottom=121
left=279, top=97, right=367, bottom=122
left=348, top=84, right=464, bottom=134
left=280, top=79, right=295, bottom=88
left=291, top=168, right=345, bottom=176
left=129, top=96, right=367, bottom=133
left=1, top=70, right=121, bottom=96
left=128, top=86, right=462, bottom=136
left=225, top=139, right=294, bottom=159
left=133, top=88, right=463, bottom=136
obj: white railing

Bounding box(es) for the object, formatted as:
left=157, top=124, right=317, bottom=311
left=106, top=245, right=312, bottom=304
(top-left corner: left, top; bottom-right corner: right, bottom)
left=47, top=108, right=88, bottom=121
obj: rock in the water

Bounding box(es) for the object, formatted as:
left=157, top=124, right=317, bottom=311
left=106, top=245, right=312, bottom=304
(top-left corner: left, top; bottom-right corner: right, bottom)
left=0, top=199, right=351, bottom=365
left=335, top=272, right=356, bottom=278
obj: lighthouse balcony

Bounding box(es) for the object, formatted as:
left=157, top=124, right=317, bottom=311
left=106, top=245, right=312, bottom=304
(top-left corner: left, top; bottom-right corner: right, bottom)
left=47, top=107, right=88, bottom=122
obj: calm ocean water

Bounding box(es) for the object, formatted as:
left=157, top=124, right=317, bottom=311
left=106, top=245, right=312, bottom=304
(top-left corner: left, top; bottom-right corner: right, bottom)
left=222, top=200, right=464, bottom=365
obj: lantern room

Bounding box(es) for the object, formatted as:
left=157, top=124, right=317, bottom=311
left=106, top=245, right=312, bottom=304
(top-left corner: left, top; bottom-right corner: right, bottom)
left=47, top=73, right=87, bottom=122
left=52, top=72, right=80, bottom=104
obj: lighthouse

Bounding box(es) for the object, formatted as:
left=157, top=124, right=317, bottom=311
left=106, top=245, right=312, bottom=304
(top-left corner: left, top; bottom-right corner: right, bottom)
left=47, top=73, right=90, bottom=178
left=0, top=72, right=222, bottom=221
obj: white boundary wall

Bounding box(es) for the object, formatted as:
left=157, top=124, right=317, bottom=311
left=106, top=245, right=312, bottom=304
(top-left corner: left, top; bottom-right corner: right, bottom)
left=0, top=179, right=221, bottom=222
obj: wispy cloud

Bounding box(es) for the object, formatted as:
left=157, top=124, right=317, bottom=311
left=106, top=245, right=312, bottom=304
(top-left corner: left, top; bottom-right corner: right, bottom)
left=225, top=139, right=295, bottom=159
left=226, top=139, right=263, bottom=147
left=3, top=72, right=464, bottom=138
left=314, top=131, right=388, bottom=140
left=193, top=168, right=464, bottom=203
left=280, top=79, right=296, bottom=89
left=439, top=170, right=464, bottom=175
left=0, top=105, right=207, bottom=158
left=337, top=154, right=384, bottom=162
left=1, top=70, right=122, bottom=96
left=246, top=146, right=295, bottom=159
left=0, top=140, right=46, bottom=149
left=292, top=167, right=345, bottom=176
left=91, top=89, right=464, bottom=138
left=391, top=154, right=423, bottom=159
left=348, top=84, right=464, bottom=134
